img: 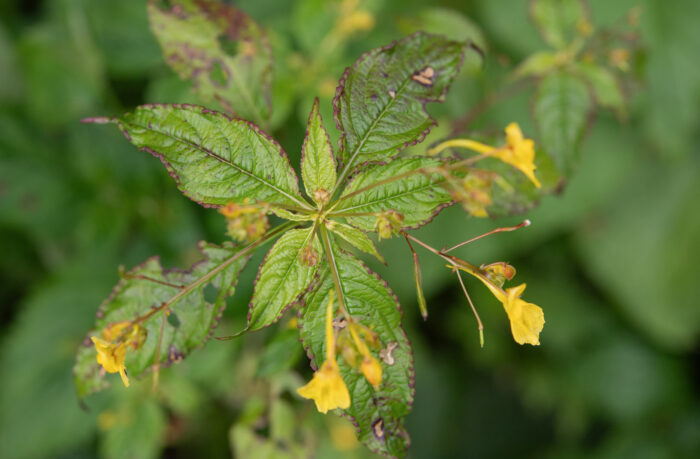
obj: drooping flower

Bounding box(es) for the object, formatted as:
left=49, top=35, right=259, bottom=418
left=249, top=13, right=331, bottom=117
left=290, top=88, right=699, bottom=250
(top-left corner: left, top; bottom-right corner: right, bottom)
left=297, top=291, right=351, bottom=413
left=348, top=321, right=383, bottom=389
left=477, top=278, right=545, bottom=346
left=91, top=336, right=130, bottom=387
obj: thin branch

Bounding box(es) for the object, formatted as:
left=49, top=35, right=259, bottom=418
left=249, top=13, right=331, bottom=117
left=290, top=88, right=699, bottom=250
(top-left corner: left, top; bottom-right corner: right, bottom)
left=122, top=274, right=185, bottom=290
left=454, top=267, right=484, bottom=348
left=319, top=226, right=351, bottom=319
left=444, top=220, right=531, bottom=253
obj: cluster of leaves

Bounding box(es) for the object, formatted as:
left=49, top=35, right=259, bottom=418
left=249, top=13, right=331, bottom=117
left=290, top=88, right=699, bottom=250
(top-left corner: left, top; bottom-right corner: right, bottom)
left=68, top=0, right=653, bottom=457
left=75, top=1, right=471, bottom=452
left=3, top=0, right=700, bottom=458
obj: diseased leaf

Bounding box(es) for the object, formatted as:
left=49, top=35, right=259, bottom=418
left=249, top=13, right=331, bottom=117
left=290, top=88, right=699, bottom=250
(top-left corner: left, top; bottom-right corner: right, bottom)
left=328, top=222, right=384, bottom=263
left=111, top=104, right=305, bottom=208
left=529, top=0, right=587, bottom=49
left=533, top=71, right=592, bottom=174
left=333, top=32, right=465, bottom=172
left=248, top=228, right=321, bottom=331
left=74, top=242, right=249, bottom=398
left=334, top=157, right=453, bottom=231
left=300, top=250, right=414, bottom=457
left=301, top=98, right=337, bottom=203
left=148, top=0, right=272, bottom=126
left=575, top=62, right=625, bottom=113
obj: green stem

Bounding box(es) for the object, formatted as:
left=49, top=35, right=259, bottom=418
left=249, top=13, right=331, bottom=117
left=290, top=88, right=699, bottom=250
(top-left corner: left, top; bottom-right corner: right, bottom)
left=319, top=226, right=351, bottom=319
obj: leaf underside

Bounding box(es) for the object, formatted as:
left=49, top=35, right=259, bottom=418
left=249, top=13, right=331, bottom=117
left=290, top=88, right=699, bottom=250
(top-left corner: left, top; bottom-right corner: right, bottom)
left=74, top=242, right=249, bottom=398
left=148, top=0, right=273, bottom=126
left=300, top=250, right=414, bottom=458
left=333, top=32, right=465, bottom=170
left=116, top=104, right=304, bottom=208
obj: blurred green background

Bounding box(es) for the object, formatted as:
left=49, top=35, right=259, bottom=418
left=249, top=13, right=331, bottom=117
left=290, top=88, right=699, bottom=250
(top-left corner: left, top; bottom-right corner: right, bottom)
left=1, top=0, right=699, bottom=458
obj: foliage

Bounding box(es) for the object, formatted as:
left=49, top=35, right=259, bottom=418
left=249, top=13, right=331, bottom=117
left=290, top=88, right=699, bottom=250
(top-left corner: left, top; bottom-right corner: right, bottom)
left=2, top=1, right=699, bottom=459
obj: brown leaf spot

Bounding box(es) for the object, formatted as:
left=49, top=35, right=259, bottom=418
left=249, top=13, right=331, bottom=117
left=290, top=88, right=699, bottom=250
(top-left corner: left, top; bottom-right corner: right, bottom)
left=379, top=341, right=398, bottom=365
left=168, top=346, right=184, bottom=364
left=372, top=418, right=385, bottom=440
left=411, top=66, right=436, bottom=87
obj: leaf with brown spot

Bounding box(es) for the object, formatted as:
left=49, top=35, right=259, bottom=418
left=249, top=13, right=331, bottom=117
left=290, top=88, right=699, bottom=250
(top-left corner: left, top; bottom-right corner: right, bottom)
left=148, top=0, right=273, bottom=126
left=333, top=32, right=466, bottom=175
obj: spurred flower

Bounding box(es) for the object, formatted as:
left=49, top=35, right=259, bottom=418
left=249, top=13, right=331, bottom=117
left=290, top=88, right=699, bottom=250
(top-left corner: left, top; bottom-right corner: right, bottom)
left=426, top=123, right=542, bottom=188
left=477, top=279, right=545, bottom=346
left=297, top=291, right=351, bottom=413
left=91, top=337, right=130, bottom=387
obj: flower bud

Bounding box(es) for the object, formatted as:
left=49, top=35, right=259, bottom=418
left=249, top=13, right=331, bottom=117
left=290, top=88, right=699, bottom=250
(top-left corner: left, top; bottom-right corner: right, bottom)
left=219, top=199, right=269, bottom=242
left=360, top=356, right=383, bottom=389
left=374, top=211, right=404, bottom=240
left=482, top=262, right=516, bottom=287
left=313, top=189, right=331, bottom=206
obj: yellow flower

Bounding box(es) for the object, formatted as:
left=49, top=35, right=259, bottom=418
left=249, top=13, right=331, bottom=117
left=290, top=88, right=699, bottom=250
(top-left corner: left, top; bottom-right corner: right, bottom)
left=297, top=290, right=351, bottom=413
left=494, top=123, right=541, bottom=189
left=426, top=123, right=542, bottom=189
left=477, top=279, right=545, bottom=346
left=348, top=321, right=383, bottom=389
left=297, top=359, right=351, bottom=414
left=91, top=336, right=130, bottom=387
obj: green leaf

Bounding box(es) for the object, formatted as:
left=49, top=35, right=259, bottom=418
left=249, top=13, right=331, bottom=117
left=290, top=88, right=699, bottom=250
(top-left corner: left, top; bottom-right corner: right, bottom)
left=148, top=0, right=273, bottom=126
left=529, top=0, right=587, bottom=49
left=248, top=227, right=321, bottom=331
left=575, top=62, right=625, bottom=113
left=300, top=250, right=414, bottom=457
left=301, top=98, right=337, bottom=202
left=111, top=104, right=305, bottom=208
left=328, top=221, right=385, bottom=263
left=333, top=32, right=465, bottom=172
left=533, top=71, right=592, bottom=175
left=513, top=51, right=561, bottom=79
left=334, top=157, right=453, bottom=231
left=74, top=241, right=249, bottom=398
